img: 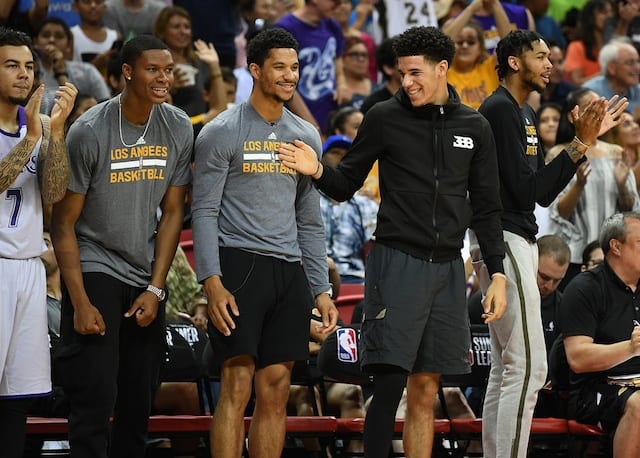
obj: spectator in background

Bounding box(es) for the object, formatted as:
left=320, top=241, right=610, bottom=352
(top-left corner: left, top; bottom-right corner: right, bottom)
left=520, top=0, right=566, bottom=48
left=583, top=38, right=640, bottom=114
left=560, top=212, right=640, bottom=458
left=70, top=0, right=120, bottom=75
left=443, top=0, right=510, bottom=110
left=153, top=6, right=226, bottom=118
left=103, top=0, right=165, bottom=40
left=360, top=37, right=399, bottom=115
left=602, top=111, right=640, bottom=195
left=581, top=239, right=604, bottom=270
left=564, top=0, right=613, bottom=85
left=547, top=87, right=635, bottom=292
left=537, top=102, right=562, bottom=158
left=341, top=35, right=372, bottom=110
left=235, top=0, right=278, bottom=70
left=466, top=0, right=535, bottom=54
left=0, top=0, right=48, bottom=35
left=604, top=0, right=640, bottom=54
left=334, top=0, right=377, bottom=83
left=64, top=93, right=97, bottom=132
left=173, top=0, right=238, bottom=69
left=276, top=0, right=349, bottom=133
left=33, top=17, right=110, bottom=113
left=319, top=132, right=378, bottom=284
left=106, top=49, right=124, bottom=96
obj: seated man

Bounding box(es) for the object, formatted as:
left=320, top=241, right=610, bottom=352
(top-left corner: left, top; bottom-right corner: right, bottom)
left=560, top=212, right=640, bottom=457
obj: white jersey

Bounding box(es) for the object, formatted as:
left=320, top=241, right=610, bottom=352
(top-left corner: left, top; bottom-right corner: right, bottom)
left=71, top=25, right=119, bottom=62
left=385, top=0, right=438, bottom=37
left=0, top=107, right=45, bottom=259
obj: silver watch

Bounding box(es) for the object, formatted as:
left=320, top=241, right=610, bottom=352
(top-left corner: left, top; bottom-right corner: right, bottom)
left=146, top=284, right=166, bottom=301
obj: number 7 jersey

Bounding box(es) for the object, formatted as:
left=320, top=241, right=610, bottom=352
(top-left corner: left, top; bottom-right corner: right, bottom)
left=0, top=106, right=45, bottom=259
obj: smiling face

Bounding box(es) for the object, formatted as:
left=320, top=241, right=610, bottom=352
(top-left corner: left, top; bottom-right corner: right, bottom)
left=162, top=14, right=192, bottom=52
left=608, top=44, right=640, bottom=90
left=516, top=39, right=552, bottom=93
left=252, top=47, right=298, bottom=104
left=398, top=55, right=449, bottom=107
left=0, top=45, right=35, bottom=106
left=615, top=112, right=640, bottom=149
left=124, top=49, right=174, bottom=104
left=453, top=26, right=483, bottom=70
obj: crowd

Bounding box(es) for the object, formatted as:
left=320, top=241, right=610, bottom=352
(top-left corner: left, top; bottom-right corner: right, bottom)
left=2, top=0, right=640, bottom=457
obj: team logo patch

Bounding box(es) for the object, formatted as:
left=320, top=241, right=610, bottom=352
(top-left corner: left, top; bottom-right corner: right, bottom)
left=337, top=328, right=358, bottom=363
left=452, top=135, right=474, bottom=149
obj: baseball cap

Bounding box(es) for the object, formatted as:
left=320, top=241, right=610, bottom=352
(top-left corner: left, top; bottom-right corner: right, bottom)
left=322, top=134, right=352, bottom=155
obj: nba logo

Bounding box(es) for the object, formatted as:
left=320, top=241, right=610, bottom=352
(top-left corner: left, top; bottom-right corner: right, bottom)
left=337, top=328, right=358, bottom=363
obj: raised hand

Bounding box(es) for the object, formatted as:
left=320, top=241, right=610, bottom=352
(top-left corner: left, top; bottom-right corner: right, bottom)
left=24, top=84, right=44, bottom=141
left=50, top=82, right=78, bottom=135
left=599, top=95, right=629, bottom=137
left=194, top=39, right=220, bottom=66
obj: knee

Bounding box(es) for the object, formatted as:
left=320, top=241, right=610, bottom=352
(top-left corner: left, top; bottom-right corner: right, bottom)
left=622, top=392, right=640, bottom=423
left=220, top=368, right=254, bottom=408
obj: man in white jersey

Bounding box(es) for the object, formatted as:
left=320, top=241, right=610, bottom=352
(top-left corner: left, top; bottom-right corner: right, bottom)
left=51, top=35, right=192, bottom=458
left=0, top=26, right=77, bottom=458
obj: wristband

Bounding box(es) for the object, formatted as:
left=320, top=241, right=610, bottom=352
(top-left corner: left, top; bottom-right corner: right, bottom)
left=211, top=73, right=222, bottom=79
left=573, top=135, right=590, bottom=149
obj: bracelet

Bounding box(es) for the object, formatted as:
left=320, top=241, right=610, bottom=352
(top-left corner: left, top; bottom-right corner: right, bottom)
left=211, top=73, right=222, bottom=79
left=313, top=160, right=321, bottom=177
left=54, top=71, right=68, bottom=79
left=573, top=135, right=590, bottom=149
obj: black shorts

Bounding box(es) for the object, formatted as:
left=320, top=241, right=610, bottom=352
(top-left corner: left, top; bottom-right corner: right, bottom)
left=361, top=243, right=470, bottom=375
left=572, top=380, right=638, bottom=432
left=208, top=247, right=312, bottom=369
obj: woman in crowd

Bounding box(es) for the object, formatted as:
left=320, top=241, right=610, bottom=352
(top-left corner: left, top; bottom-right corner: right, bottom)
left=601, top=111, right=640, bottom=194
left=153, top=6, right=226, bottom=117
left=537, top=102, right=562, bottom=159
left=442, top=0, right=509, bottom=109
left=341, top=35, right=373, bottom=111
left=548, top=88, right=638, bottom=285
left=564, top=0, right=613, bottom=85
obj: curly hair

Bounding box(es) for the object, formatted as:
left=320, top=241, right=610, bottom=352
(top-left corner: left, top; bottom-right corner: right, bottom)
left=495, top=30, right=547, bottom=80
left=392, top=26, right=455, bottom=66
left=246, top=28, right=298, bottom=67
left=0, top=26, right=33, bottom=51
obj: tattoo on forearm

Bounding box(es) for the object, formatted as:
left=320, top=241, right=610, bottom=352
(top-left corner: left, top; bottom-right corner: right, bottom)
left=0, top=137, right=36, bottom=194
left=565, top=142, right=585, bottom=163
left=38, top=137, right=70, bottom=204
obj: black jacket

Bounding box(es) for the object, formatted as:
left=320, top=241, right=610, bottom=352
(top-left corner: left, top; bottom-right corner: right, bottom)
left=316, top=85, right=505, bottom=275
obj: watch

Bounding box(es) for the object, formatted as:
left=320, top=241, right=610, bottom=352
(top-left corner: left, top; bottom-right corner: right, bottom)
left=146, top=284, right=166, bottom=301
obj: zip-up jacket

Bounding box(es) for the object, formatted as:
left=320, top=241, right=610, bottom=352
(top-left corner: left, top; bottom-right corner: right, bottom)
left=480, top=86, right=585, bottom=241
left=315, top=85, right=505, bottom=275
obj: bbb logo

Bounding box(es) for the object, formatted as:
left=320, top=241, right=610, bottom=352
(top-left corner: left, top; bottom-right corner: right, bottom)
left=337, top=328, right=358, bottom=363
left=453, top=135, right=474, bottom=150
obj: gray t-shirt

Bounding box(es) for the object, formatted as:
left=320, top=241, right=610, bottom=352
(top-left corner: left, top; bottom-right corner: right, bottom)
left=104, top=0, right=166, bottom=39
left=192, top=102, right=330, bottom=296
left=66, top=97, right=193, bottom=287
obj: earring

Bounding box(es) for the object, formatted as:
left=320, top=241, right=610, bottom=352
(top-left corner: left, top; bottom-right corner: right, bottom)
left=126, top=76, right=132, bottom=81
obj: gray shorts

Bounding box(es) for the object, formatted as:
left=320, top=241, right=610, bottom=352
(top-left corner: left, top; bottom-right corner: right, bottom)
left=360, top=243, right=470, bottom=375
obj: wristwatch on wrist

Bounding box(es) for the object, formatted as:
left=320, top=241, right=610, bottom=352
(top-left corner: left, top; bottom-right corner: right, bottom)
left=146, top=284, right=166, bottom=301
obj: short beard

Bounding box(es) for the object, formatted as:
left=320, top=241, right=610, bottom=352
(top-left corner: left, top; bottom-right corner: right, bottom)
left=9, top=95, right=29, bottom=106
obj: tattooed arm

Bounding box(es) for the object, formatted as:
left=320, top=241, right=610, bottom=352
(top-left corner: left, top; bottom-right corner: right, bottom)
left=0, top=85, right=44, bottom=194
left=38, top=82, right=78, bottom=204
